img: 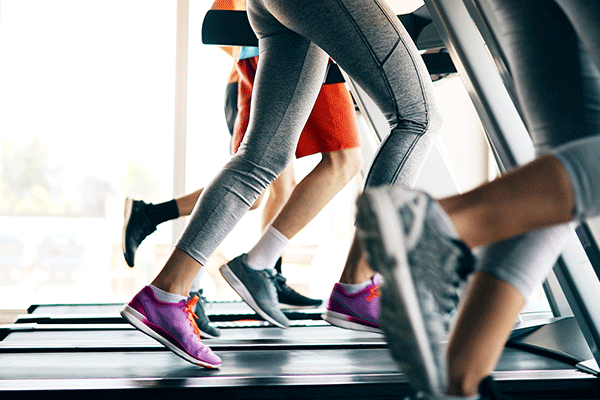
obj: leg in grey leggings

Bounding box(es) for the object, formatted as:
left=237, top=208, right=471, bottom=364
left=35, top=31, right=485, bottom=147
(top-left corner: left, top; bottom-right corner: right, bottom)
left=478, top=0, right=600, bottom=302
left=177, top=0, right=442, bottom=264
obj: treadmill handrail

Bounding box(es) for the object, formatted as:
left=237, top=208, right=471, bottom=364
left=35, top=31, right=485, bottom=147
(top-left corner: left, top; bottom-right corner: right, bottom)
left=423, top=0, right=600, bottom=373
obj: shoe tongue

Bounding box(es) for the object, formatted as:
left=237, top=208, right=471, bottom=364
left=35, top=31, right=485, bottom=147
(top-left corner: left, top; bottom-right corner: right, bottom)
left=263, top=268, right=277, bottom=278
left=177, top=297, right=191, bottom=306
left=187, top=295, right=200, bottom=307
left=372, top=273, right=383, bottom=285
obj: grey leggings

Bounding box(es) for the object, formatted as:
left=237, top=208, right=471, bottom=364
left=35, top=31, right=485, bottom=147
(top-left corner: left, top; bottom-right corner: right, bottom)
left=177, top=0, right=442, bottom=264
left=477, top=0, right=600, bottom=299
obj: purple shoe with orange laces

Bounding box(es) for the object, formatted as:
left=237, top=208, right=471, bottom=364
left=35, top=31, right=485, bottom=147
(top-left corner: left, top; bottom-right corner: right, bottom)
left=120, top=286, right=222, bottom=368
left=322, top=274, right=383, bottom=334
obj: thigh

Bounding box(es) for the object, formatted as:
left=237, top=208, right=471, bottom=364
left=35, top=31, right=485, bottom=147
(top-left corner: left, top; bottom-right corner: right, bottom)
left=555, top=0, right=600, bottom=72
left=248, top=0, right=437, bottom=128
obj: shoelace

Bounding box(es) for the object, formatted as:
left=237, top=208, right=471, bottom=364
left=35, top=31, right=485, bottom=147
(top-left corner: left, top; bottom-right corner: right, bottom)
left=388, top=189, right=428, bottom=251
left=365, top=285, right=381, bottom=301
left=273, top=272, right=288, bottom=290
left=192, top=290, right=212, bottom=313
left=183, top=295, right=202, bottom=340
left=262, top=270, right=280, bottom=300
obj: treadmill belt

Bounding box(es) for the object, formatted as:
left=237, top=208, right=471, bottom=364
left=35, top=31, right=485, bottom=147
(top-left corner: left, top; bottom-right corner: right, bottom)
left=20, top=301, right=325, bottom=325
left=0, top=325, right=385, bottom=350
left=2, top=302, right=599, bottom=399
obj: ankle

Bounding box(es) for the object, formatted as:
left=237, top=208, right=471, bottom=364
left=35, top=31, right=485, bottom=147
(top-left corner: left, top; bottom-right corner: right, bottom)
left=446, top=373, right=483, bottom=397
left=338, top=273, right=375, bottom=285
left=338, top=261, right=375, bottom=284
left=150, top=280, right=190, bottom=298
left=149, top=284, right=187, bottom=303
left=338, top=280, right=372, bottom=294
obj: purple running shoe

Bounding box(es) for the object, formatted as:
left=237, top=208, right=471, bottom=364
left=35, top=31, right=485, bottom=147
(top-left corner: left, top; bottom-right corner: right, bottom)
left=322, top=274, right=383, bottom=334
left=120, top=286, right=222, bottom=368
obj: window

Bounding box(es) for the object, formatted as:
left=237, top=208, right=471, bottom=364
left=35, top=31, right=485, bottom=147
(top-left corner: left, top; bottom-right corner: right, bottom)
left=0, top=1, right=553, bottom=320
left=0, top=0, right=177, bottom=307
left=0, top=0, right=359, bottom=308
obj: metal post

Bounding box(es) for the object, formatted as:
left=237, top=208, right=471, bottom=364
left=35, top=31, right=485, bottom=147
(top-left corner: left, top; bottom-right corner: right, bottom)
left=173, top=0, right=189, bottom=246
left=423, top=0, right=600, bottom=372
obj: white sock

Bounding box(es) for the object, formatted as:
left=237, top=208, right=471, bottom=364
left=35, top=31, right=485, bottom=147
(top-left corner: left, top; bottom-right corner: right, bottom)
left=246, top=226, right=289, bottom=270
left=149, top=284, right=187, bottom=303
left=190, top=269, right=204, bottom=293
left=338, top=279, right=373, bottom=295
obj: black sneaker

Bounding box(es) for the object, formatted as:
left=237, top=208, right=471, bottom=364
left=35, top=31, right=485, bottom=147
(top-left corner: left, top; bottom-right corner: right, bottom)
left=189, top=289, right=221, bottom=338
left=122, top=198, right=156, bottom=267
left=398, top=376, right=512, bottom=399
left=273, top=258, right=323, bottom=308
left=479, top=376, right=513, bottom=400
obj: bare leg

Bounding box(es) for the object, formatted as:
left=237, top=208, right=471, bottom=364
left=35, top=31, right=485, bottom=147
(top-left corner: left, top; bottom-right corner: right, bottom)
left=439, top=154, right=575, bottom=249
left=446, top=272, right=525, bottom=396
left=438, top=155, right=575, bottom=396
left=151, top=248, right=203, bottom=296
left=338, top=235, right=375, bottom=284
left=244, top=147, right=361, bottom=274
left=271, top=147, right=362, bottom=239
left=261, top=162, right=296, bottom=231
left=175, top=189, right=204, bottom=216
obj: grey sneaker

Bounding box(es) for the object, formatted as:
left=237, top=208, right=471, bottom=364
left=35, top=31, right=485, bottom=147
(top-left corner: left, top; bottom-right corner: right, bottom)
left=219, top=254, right=290, bottom=328
left=356, top=186, right=474, bottom=397
left=189, top=289, right=221, bottom=338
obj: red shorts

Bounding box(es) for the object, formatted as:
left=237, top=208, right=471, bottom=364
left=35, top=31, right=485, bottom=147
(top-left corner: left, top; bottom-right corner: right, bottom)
left=231, top=56, right=361, bottom=158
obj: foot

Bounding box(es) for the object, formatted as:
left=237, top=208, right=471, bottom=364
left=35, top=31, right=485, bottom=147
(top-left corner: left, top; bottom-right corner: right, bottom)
left=189, top=289, right=221, bottom=338
left=219, top=254, right=290, bottom=328
left=322, top=274, right=382, bottom=334
left=355, top=186, right=474, bottom=396
left=404, top=376, right=512, bottom=399
left=478, top=376, right=513, bottom=399
left=122, top=198, right=156, bottom=267
left=273, top=258, right=323, bottom=308
left=120, top=286, right=222, bottom=368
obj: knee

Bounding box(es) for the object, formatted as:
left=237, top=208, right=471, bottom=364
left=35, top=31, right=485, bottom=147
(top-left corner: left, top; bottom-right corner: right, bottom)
left=269, top=164, right=297, bottom=202
left=249, top=191, right=266, bottom=211
left=232, top=146, right=294, bottom=194
left=321, top=147, right=363, bottom=183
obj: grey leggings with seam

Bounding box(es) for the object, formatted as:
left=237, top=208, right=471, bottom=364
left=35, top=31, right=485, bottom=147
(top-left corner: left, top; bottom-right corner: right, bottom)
left=177, top=0, right=443, bottom=265
left=476, top=0, right=600, bottom=300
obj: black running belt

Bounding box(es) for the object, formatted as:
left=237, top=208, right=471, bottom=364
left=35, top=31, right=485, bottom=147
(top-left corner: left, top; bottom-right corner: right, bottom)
left=202, top=10, right=258, bottom=47
left=201, top=7, right=438, bottom=48
left=201, top=8, right=454, bottom=77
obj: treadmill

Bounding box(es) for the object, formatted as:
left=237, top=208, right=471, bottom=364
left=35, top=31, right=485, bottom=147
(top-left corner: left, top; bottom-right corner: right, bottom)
left=1, top=3, right=599, bottom=399
left=1, top=300, right=597, bottom=399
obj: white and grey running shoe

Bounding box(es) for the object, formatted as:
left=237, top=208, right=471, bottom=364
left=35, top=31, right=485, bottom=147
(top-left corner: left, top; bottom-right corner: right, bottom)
left=356, top=186, right=474, bottom=396
left=220, top=254, right=291, bottom=328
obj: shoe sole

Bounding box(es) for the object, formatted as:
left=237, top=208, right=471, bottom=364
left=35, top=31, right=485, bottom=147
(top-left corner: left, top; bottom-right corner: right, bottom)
left=122, top=198, right=134, bottom=267
left=322, top=310, right=383, bottom=334
left=220, top=264, right=289, bottom=329
left=356, top=190, right=442, bottom=395
left=197, top=327, right=219, bottom=339
left=120, top=305, right=221, bottom=368
left=278, top=302, right=322, bottom=310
